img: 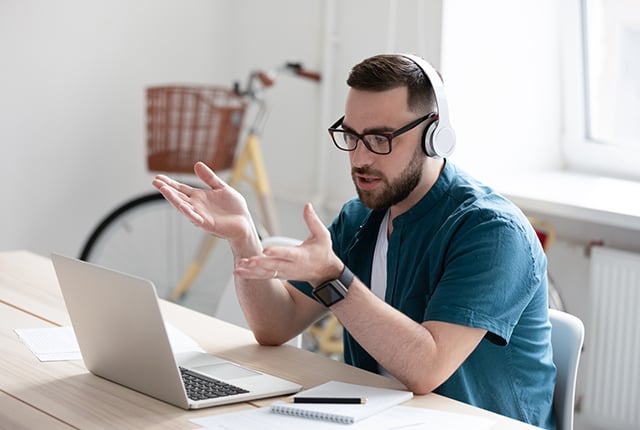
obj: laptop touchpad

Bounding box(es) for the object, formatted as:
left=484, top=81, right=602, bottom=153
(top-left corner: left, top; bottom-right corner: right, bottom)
left=194, top=362, right=260, bottom=380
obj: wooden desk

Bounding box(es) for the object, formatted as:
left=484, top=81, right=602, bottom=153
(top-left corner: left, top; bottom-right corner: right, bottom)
left=1, top=251, right=541, bottom=429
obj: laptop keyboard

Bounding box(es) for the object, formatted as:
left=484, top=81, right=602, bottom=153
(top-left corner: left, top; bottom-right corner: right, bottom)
left=179, top=367, right=249, bottom=401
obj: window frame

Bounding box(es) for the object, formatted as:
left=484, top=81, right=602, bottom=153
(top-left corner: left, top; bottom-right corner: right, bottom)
left=560, top=0, right=640, bottom=182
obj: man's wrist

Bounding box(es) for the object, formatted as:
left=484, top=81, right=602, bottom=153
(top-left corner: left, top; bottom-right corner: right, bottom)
left=312, top=259, right=346, bottom=288
left=230, top=229, right=263, bottom=261
left=312, top=265, right=355, bottom=307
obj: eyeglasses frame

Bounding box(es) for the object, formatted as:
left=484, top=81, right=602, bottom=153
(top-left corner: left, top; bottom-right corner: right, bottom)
left=328, top=112, right=437, bottom=155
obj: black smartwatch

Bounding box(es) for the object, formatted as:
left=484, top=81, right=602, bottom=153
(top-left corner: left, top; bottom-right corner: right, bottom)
left=312, top=265, right=355, bottom=307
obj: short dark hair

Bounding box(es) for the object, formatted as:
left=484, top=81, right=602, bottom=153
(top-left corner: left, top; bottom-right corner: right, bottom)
left=346, top=54, right=437, bottom=114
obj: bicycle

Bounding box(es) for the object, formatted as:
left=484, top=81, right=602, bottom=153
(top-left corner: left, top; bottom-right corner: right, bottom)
left=79, top=62, right=320, bottom=307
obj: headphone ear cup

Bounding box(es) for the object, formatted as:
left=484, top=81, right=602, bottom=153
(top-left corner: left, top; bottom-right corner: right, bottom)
left=423, top=120, right=456, bottom=158
left=422, top=121, right=438, bottom=157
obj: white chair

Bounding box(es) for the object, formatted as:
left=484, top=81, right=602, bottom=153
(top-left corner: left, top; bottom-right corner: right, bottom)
left=549, top=308, right=585, bottom=430
left=214, top=236, right=303, bottom=348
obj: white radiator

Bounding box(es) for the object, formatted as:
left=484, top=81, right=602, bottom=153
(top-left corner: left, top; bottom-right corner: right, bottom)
left=584, top=246, right=640, bottom=429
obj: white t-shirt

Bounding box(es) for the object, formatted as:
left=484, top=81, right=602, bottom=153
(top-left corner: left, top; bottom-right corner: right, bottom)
left=370, top=210, right=395, bottom=379
left=371, top=210, right=389, bottom=300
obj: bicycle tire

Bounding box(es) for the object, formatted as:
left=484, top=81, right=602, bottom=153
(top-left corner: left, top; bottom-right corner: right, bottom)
left=78, top=191, right=234, bottom=306
left=79, top=192, right=165, bottom=261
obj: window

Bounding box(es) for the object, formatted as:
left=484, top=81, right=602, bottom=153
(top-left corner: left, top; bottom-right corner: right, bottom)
left=584, top=0, right=640, bottom=147
left=562, top=0, right=640, bottom=181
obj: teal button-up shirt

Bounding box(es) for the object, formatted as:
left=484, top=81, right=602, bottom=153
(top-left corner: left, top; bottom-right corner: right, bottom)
left=291, top=161, right=556, bottom=429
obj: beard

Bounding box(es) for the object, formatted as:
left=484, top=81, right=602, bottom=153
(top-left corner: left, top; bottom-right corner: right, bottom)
left=353, top=145, right=425, bottom=210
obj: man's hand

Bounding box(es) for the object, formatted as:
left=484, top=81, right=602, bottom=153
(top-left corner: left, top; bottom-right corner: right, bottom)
left=152, top=162, right=256, bottom=242
left=234, top=202, right=343, bottom=285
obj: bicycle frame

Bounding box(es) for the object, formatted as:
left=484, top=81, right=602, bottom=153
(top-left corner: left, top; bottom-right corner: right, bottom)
left=169, top=63, right=320, bottom=302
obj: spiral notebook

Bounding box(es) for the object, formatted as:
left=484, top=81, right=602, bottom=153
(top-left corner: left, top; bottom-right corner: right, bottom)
left=270, top=381, right=413, bottom=424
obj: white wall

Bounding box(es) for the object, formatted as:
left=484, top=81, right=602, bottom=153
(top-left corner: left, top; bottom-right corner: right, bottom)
left=1, top=0, right=232, bottom=256
left=440, top=0, right=563, bottom=180
left=1, top=0, right=566, bottom=258
left=0, top=0, right=446, bottom=256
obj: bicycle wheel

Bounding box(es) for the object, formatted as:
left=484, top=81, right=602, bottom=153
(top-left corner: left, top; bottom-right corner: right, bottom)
left=78, top=192, right=234, bottom=308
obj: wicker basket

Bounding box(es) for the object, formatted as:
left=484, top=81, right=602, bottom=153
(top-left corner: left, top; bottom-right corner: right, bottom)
left=146, top=86, right=246, bottom=173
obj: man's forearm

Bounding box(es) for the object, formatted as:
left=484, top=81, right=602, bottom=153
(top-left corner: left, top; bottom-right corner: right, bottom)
left=330, top=280, right=485, bottom=394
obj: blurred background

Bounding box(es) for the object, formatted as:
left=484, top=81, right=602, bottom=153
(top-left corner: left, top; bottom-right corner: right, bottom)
left=2, top=1, right=639, bottom=429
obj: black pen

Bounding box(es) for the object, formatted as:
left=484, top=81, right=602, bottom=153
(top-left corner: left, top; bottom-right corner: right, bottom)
left=290, top=397, right=367, bottom=404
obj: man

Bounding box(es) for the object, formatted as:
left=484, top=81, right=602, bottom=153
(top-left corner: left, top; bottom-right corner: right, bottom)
left=152, top=54, right=556, bottom=429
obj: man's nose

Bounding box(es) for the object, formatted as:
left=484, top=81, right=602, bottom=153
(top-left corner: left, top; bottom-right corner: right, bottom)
left=349, top=139, right=375, bottom=167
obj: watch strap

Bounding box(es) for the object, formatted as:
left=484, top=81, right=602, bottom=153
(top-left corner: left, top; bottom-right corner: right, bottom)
left=337, top=265, right=354, bottom=289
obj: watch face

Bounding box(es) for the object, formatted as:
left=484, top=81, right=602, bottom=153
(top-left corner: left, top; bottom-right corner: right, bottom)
left=313, top=282, right=346, bottom=306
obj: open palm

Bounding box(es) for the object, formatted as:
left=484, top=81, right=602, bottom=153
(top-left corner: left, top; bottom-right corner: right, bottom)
left=152, top=162, right=255, bottom=241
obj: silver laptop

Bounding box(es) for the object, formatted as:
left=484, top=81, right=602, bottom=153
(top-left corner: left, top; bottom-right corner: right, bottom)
left=51, top=253, right=301, bottom=409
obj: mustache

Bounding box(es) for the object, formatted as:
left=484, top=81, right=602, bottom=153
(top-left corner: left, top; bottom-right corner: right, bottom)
left=351, top=166, right=383, bottom=177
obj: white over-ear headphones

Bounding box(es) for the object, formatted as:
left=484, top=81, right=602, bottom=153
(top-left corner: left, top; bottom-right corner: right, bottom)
left=400, top=54, right=456, bottom=158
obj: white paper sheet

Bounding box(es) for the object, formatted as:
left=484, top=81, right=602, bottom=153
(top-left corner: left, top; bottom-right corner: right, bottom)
left=15, top=323, right=204, bottom=361
left=15, top=326, right=81, bottom=361
left=190, top=405, right=495, bottom=430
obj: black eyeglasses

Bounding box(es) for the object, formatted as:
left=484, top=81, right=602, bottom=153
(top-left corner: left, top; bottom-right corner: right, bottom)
left=327, top=112, right=436, bottom=155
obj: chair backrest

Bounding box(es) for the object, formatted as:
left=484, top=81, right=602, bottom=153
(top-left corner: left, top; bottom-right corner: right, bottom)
left=549, top=308, right=585, bottom=430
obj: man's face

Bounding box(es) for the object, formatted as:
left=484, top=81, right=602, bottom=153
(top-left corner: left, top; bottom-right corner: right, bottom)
left=343, top=86, right=428, bottom=211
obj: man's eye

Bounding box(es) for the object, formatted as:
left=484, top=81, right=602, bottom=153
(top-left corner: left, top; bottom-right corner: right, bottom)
left=365, top=135, right=388, bottom=146
left=344, top=133, right=358, bottom=144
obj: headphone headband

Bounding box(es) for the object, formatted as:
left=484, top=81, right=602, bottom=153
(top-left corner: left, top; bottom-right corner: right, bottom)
left=399, top=54, right=456, bottom=158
